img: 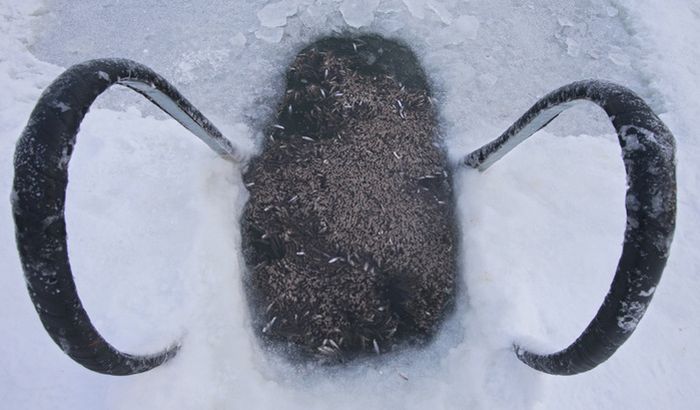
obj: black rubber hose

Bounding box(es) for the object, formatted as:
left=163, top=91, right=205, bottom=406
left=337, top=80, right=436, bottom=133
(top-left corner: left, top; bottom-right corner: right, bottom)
left=464, top=80, right=677, bottom=375
left=12, top=59, right=239, bottom=375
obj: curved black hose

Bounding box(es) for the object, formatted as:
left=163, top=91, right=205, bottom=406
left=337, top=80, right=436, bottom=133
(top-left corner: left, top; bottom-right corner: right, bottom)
left=464, top=80, right=676, bottom=375
left=12, top=59, right=240, bottom=375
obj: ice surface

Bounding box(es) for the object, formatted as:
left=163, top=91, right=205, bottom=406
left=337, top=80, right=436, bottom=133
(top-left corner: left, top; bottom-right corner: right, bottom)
left=230, top=32, right=247, bottom=51
left=255, top=26, right=284, bottom=44
left=426, top=0, right=453, bottom=25
left=256, top=1, right=298, bottom=28
left=339, top=0, right=380, bottom=28
left=2, top=0, right=700, bottom=409
left=402, top=0, right=426, bottom=19
left=565, top=37, right=580, bottom=57
left=452, top=14, right=480, bottom=40
left=427, top=14, right=480, bottom=46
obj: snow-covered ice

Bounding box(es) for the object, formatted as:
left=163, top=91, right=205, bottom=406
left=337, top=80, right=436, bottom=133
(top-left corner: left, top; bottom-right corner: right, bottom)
left=1, top=0, right=699, bottom=409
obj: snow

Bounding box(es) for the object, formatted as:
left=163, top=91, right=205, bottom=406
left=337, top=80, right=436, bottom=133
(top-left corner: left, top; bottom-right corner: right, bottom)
left=1, top=0, right=699, bottom=409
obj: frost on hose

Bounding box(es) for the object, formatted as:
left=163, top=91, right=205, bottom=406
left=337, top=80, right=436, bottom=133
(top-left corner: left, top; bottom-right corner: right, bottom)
left=617, top=301, right=646, bottom=333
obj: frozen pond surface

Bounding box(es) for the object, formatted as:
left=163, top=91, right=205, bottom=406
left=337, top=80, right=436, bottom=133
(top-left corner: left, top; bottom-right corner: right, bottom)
left=31, top=0, right=654, bottom=145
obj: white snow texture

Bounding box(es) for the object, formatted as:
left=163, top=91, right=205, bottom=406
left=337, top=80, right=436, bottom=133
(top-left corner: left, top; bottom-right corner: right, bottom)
left=1, top=0, right=699, bottom=409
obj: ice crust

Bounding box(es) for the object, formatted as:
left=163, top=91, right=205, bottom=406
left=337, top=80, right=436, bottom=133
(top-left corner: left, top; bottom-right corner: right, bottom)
left=340, top=0, right=380, bottom=28
left=402, top=0, right=426, bottom=19
left=1, top=0, right=699, bottom=409
left=257, top=1, right=298, bottom=28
